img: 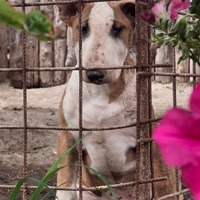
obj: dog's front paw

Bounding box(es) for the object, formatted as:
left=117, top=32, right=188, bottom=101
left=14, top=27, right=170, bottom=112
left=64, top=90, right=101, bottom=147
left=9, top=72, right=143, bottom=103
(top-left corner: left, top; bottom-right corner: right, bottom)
left=56, top=190, right=77, bottom=200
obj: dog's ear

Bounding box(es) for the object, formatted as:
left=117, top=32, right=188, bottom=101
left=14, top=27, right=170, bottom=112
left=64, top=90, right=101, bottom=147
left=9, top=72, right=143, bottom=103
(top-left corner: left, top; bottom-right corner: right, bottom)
left=119, top=1, right=135, bottom=25
left=55, top=2, right=79, bottom=25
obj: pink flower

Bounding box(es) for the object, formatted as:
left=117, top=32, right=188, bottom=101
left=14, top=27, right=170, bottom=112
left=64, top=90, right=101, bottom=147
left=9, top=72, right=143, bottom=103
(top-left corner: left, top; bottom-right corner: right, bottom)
left=152, top=0, right=190, bottom=19
left=153, top=82, right=200, bottom=200
left=141, top=0, right=190, bottom=24
left=140, top=10, right=156, bottom=25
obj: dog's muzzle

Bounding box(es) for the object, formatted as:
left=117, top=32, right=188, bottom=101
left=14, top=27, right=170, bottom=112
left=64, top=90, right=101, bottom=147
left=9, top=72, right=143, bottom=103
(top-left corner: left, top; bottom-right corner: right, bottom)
left=86, top=70, right=106, bottom=84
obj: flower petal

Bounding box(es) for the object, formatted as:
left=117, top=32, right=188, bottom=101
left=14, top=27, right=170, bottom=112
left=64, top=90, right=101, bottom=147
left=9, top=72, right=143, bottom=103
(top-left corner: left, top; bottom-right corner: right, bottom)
left=152, top=0, right=168, bottom=18
left=140, top=10, right=156, bottom=25
left=153, top=108, right=200, bottom=167
left=182, top=164, right=200, bottom=200
left=140, top=11, right=148, bottom=21
left=189, top=82, right=200, bottom=118
left=169, top=0, right=190, bottom=19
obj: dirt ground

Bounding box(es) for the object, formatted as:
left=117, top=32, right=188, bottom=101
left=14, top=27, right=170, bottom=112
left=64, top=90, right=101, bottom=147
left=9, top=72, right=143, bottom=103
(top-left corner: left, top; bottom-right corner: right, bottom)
left=0, top=79, right=194, bottom=199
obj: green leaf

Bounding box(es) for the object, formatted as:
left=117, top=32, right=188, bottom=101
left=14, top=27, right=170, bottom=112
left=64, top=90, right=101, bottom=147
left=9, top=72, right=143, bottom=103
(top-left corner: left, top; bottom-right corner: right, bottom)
left=159, top=14, right=164, bottom=25
left=178, top=56, right=184, bottom=64
left=164, top=0, right=171, bottom=12
left=0, top=0, right=26, bottom=30
left=181, top=44, right=190, bottom=58
left=29, top=131, right=92, bottom=200
left=164, top=41, right=170, bottom=46
left=0, top=0, right=60, bottom=41
left=48, top=131, right=92, bottom=176
left=152, top=33, right=161, bottom=41
left=157, top=41, right=164, bottom=48
left=29, top=178, right=57, bottom=199
left=172, top=39, right=178, bottom=47
left=25, top=11, right=52, bottom=35
left=178, top=18, right=187, bottom=32
left=146, top=38, right=157, bottom=43
left=156, top=33, right=165, bottom=37
left=29, top=167, right=66, bottom=200
left=171, top=19, right=177, bottom=31
left=186, top=30, right=196, bottom=39
left=173, top=17, right=187, bottom=33
left=9, top=178, right=26, bottom=200
left=190, top=53, right=198, bottom=63
left=188, top=20, right=198, bottom=25
left=163, top=19, right=169, bottom=32
left=168, top=30, right=178, bottom=37
left=40, top=192, right=51, bottom=200
left=78, top=164, right=118, bottom=200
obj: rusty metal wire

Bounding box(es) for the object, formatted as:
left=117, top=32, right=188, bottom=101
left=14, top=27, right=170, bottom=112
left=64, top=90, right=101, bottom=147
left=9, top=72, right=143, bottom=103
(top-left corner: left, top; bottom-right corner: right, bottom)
left=155, top=189, right=190, bottom=200
left=21, top=1, right=28, bottom=199
left=0, top=64, right=174, bottom=72
left=138, top=71, right=200, bottom=77
left=9, top=0, right=148, bottom=7
left=135, top=1, right=142, bottom=199
left=0, top=176, right=168, bottom=191
left=10, top=0, right=123, bottom=7
left=78, top=0, right=83, bottom=198
left=193, top=62, right=197, bottom=86
left=147, top=0, right=155, bottom=197
left=172, top=44, right=179, bottom=200
left=0, top=117, right=161, bottom=131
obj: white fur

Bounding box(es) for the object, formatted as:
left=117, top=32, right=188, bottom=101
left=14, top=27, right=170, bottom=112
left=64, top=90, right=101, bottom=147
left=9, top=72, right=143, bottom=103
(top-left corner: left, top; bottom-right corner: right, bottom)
left=57, top=158, right=78, bottom=199
left=74, top=3, right=128, bottom=83
left=56, top=190, right=77, bottom=200
left=63, top=69, right=137, bottom=183
left=59, top=2, right=137, bottom=199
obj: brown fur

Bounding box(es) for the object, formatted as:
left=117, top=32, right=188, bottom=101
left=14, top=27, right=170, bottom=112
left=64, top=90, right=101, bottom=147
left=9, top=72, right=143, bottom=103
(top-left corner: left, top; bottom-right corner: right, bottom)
left=57, top=90, right=78, bottom=188
left=108, top=54, right=135, bottom=103
left=70, top=4, right=95, bottom=47
left=109, top=1, right=135, bottom=49
left=82, top=149, right=106, bottom=187
left=108, top=73, right=125, bottom=103
left=56, top=1, right=183, bottom=199
left=151, top=109, right=183, bottom=199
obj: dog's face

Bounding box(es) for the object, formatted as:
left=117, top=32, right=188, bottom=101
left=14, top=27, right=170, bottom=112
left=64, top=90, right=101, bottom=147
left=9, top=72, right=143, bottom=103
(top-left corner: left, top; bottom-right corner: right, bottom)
left=57, top=1, right=135, bottom=84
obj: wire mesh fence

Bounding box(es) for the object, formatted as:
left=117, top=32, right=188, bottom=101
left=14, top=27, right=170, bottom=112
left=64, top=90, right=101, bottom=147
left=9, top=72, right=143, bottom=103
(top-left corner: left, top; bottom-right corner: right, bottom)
left=0, top=0, right=198, bottom=200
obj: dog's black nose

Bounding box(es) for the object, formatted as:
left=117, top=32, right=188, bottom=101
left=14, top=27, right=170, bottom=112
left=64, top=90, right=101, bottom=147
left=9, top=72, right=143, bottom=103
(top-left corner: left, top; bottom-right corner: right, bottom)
left=86, top=70, right=106, bottom=84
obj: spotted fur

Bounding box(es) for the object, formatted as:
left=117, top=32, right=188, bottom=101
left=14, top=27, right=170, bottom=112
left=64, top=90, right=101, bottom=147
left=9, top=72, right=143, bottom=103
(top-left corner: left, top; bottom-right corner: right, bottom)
left=55, top=1, right=182, bottom=200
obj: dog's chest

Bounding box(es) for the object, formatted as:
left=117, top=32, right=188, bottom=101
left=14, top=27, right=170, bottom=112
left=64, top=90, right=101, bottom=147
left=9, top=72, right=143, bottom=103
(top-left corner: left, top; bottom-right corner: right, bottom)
left=82, top=100, right=126, bottom=128
left=63, top=71, right=136, bottom=180
left=63, top=72, right=136, bottom=127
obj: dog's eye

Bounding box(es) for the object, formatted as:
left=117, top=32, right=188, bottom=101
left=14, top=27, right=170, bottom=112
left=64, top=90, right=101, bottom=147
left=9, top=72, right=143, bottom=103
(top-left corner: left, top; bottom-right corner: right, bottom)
left=82, top=22, right=89, bottom=36
left=112, top=25, right=123, bottom=37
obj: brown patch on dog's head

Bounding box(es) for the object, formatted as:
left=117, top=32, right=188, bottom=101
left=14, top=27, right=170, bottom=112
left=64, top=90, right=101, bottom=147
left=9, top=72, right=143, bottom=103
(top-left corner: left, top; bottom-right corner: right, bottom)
left=55, top=1, right=94, bottom=46
left=70, top=4, right=94, bottom=46
left=108, top=1, right=135, bottom=49
left=55, top=2, right=79, bottom=25
left=57, top=1, right=136, bottom=85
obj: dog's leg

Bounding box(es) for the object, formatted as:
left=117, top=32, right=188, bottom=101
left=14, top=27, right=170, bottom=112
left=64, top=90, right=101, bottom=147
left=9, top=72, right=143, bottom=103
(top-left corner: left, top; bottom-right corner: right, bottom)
left=153, top=142, right=183, bottom=200
left=57, top=130, right=78, bottom=200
